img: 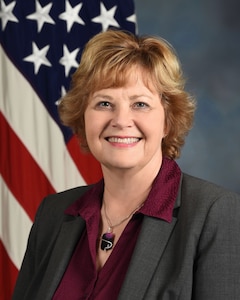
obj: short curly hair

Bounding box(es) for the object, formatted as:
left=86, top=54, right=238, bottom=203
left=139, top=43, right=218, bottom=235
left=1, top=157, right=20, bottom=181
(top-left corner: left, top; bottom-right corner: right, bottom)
left=58, top=29, right=196, bottom=159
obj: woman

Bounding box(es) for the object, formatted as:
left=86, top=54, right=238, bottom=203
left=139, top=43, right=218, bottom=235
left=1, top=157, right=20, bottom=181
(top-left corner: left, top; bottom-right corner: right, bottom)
left=13, top=30, right=240, bottom=299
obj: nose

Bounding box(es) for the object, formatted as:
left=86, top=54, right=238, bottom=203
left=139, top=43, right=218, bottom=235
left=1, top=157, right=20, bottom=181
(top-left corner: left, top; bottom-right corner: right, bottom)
left=110, top=106, right=134, bottom=129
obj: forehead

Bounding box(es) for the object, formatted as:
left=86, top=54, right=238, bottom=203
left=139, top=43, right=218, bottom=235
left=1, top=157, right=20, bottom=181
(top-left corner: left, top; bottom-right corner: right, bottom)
left=93, top=65, right=159, bottom=96
left=91, top=69, right=161, bottom=104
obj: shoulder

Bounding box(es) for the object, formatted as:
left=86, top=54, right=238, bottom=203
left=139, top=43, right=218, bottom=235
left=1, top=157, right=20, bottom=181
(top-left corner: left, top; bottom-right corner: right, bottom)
left=179, top=173, right=240, bottom=222
left=42, top=185, right=92, bottom=209
left=28, top=185, right=93, bottom=248
left=176, top=173, right=240, bottom=255
left=178, top=175, right=240, bottom=297
left=35, top=185, right=93, bottom=223
left=181, top=172, right=240, bottom=202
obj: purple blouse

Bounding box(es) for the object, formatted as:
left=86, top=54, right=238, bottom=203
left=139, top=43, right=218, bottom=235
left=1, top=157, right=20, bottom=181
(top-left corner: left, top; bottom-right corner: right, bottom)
left=53, top=158, right=181, bottom=299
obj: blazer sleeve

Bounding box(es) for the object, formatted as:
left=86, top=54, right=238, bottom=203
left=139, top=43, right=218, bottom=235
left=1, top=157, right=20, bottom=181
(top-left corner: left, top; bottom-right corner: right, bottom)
left=193, top=191, right=240, bottom=299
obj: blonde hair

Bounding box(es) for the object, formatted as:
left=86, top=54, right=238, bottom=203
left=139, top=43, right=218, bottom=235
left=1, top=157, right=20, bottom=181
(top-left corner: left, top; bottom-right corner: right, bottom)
left=58, top=30, right=196, bottom=159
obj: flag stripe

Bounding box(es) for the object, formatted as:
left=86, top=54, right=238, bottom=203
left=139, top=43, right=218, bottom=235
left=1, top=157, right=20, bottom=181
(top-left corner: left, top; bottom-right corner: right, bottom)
left=0, top=112, right=55, bottom=219
left=0, top=175, right=32, bottom=269
left=0, top=241, right=19, bottom=300
left=0, top=1, right=137, bottom=298
left=0, top=46, right=86, bottom=192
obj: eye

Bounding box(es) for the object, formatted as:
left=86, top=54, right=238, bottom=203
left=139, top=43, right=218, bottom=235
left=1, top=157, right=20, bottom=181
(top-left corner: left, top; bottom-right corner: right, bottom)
left=95, top=101, right=112, bottom=110
left=132, top=102, right=150, bottom=109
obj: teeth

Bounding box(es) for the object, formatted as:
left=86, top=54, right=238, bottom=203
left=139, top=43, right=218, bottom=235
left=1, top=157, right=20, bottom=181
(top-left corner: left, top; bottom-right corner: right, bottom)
left=108, top=137, right=139, bottom=144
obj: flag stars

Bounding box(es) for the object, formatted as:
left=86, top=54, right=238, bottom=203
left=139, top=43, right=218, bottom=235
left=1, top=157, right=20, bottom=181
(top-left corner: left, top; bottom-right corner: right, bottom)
left=55, top=86, right=67, bottom=106
left=26, top=0, right=55, bottom=32
left=127, top=13, right=137, bottom=33
left=59, top=45, right=79, bottom=77
left=23, top=42, right=51, bottom=74
left=59, top=0, right=85, bottom=32
left=91, top=2, right=119, bottom=32
left=127, top=13, right=137, bottom=25
left=61, top=85, right=67, bottom=97
left=0, top=0, right=18, bottom=30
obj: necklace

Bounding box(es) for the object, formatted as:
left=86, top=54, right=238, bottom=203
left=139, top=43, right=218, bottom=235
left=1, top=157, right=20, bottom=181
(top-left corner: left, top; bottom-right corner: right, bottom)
left=100, top=201, right=144, bottom=251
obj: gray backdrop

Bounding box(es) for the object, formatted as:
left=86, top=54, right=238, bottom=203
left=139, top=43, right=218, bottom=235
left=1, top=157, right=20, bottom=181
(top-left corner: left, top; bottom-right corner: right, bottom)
left=135, top=0, right=240, bottom=193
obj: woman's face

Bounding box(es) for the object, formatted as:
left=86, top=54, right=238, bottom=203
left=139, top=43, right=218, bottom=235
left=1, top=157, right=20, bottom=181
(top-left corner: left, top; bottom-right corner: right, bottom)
left=84, top=67, right=166, bottom=173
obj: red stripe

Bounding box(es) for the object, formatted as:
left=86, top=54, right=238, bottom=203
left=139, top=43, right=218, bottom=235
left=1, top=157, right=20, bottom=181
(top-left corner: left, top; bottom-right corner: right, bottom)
left=67, top=135, right=102, bottom=184
left=0, top=112, right=55, bottom=221
left=0, top=241, right=19, bottom=300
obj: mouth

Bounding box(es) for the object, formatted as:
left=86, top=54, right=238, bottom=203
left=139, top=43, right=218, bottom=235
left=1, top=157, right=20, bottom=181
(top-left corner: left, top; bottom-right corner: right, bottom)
left=106, top=137, right=141, bottom=144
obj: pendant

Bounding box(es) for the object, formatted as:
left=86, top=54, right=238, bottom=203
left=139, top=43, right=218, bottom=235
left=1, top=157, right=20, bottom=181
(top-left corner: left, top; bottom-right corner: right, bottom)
left=100, top=231, right=115, bottom=251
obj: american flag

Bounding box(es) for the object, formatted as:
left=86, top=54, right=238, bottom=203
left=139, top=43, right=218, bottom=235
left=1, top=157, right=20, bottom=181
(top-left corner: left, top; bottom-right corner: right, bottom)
left=0, top=0, right=136, bottom=298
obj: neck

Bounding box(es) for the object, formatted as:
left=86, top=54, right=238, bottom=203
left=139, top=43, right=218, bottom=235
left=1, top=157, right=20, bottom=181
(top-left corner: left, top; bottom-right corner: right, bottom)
left=101, top=160, right=162, bottom=212
left=99, top=160, right=162, bottom=252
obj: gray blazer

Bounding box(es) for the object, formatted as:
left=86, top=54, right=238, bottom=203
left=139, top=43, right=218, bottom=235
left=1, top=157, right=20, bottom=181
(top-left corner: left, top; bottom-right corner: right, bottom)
left=12, top=173, right=240, bottom=300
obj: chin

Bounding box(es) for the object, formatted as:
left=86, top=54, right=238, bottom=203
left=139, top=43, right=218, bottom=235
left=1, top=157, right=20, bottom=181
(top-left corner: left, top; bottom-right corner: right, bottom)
left=103, top=160, right=138, bottom=170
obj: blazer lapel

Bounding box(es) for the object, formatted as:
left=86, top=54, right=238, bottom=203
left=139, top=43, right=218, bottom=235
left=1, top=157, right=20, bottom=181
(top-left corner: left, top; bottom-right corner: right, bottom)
left=118, top=214, right=178, bottom=300
left=36, top=216, right=85, bottom=300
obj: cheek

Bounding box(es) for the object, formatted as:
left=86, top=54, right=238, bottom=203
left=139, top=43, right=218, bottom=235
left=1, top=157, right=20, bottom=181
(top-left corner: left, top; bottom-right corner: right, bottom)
left=84, top=112, right=104, bottom=143
left=144, top=114, right=165, bottom=137
left=85, top=122, right=96, bottom=141
left=84, top=112, right=95, bottom=140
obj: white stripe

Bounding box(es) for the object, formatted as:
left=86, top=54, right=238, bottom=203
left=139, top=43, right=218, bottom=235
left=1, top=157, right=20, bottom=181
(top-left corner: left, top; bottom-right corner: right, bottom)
left=0, top=175, right=32, bottom=269
left=0, top=45, right=85, bottom=192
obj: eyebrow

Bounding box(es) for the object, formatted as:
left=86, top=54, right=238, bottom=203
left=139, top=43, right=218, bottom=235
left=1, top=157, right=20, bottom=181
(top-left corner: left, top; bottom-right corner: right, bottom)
left=129, top=94, right=154, bottom=101
left=92, top=93, right=154, bottom=101
left=92, top=94, right=113, bottom=100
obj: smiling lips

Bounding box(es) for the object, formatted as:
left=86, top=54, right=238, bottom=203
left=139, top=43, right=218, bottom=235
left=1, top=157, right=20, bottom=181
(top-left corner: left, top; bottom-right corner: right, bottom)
left=106, top=137, right=141, bottom=145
